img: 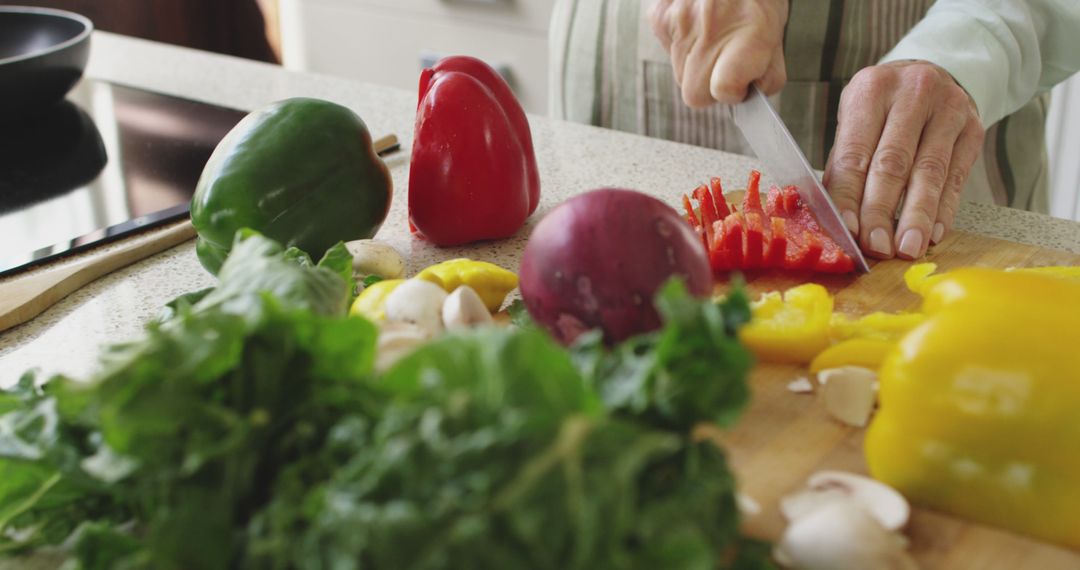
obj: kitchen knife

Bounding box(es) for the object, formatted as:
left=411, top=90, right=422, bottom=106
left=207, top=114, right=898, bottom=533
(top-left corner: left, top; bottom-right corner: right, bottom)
left=732, top=85, right=871, bottom=273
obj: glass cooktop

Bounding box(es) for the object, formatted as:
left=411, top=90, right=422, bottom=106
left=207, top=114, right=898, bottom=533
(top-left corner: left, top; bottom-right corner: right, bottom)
left=0, top=79, right=247, bottom=276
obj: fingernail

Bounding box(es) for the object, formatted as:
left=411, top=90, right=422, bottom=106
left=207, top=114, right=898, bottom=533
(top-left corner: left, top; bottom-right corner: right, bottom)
left=841, top=210, right=859, bottom=234
left=869, top=228, right=892, bottom=257
left=898, top=229, right=923, bottom=259
left=931, top=222, right=945, bottom=245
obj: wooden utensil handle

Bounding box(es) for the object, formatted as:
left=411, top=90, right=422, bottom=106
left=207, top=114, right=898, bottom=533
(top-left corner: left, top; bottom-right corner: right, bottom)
left=0, top=221, right=198, bottom=333
left=373, top=133, right=398, bottom=155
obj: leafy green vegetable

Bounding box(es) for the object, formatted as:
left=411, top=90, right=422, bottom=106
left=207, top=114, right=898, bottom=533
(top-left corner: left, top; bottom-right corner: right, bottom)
left=0, top=233, right=376, bottom=567
left=572, top=280, right=753, bottom=430
left=246, top=328, right=747, bottom=570
left=0, top=235, right=770, bottom=569
left=361, top=274, right=384, bottom=288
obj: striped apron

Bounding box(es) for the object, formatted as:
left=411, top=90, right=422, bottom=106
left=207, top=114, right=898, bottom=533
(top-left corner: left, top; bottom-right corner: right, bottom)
left=549, top=0, right=1050, bottom=212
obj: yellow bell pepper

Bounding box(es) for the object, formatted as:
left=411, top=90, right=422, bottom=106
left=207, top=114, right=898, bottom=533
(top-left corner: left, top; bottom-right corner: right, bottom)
left=739, top=283, right=833, bottom=364
left=415, top=258, right=518, bottom=313
left=1007, top=265, right=1080, bottom=281
left=866, top=267, right=1080, bottom=549
left=349, top=279, right=404, bottom=321
left=809, top=338, right=894, bottom=373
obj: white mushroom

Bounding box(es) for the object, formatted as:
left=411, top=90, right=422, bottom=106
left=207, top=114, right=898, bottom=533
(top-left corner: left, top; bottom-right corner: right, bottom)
left=344, top=239, right=406, bottom=280
left=818, top=366, right=878, bottom=427
left=773, top=500, right=918, bottom=570
left=442, top=285, right=494, bottom=330
left=781, top=471, right=910, bottom=531
left=375, top=322, right=430, bottom=372
left=383, top=279, right=448, bottom=337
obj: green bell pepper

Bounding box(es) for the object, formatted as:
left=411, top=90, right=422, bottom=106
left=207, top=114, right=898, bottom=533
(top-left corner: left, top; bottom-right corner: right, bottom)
left=191, top=97, right=392, bottom=274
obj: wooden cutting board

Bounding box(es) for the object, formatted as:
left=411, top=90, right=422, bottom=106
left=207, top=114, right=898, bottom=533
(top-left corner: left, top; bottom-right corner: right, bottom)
left=713, top=229, right=1080, bottom=568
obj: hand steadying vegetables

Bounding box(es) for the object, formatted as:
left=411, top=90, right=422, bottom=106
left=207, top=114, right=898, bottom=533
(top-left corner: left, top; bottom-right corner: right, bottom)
left=0, top=232, right=770, bottom=569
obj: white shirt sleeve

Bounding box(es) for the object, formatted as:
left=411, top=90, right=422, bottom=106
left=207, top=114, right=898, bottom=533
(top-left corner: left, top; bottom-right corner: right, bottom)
left=879, top=0, right=1080, bottom=127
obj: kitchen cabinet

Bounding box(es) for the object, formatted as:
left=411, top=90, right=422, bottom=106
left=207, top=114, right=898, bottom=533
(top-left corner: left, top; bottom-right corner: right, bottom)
left=278, top=0, right=555, bottom=113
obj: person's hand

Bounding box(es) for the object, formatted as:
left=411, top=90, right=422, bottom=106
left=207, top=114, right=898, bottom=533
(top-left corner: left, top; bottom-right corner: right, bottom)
left=824, top=60, right=984, bottom=260
left=649, top=0, right=788, bottom=107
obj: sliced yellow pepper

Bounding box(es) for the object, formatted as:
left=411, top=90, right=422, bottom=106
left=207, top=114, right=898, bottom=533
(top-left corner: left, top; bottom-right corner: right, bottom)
left=903, top=262, right=939, bottom=295
left=739, top=283, right=833, bottom=364
left=809, top=337, right=894, bottom=373
left=828, top=311, right=926, bottom=342
left=349, top=279, right=404, bottom=321
left=416, top=258, right=518, bottom=313
left=867, top=266, right=1080, bottom=549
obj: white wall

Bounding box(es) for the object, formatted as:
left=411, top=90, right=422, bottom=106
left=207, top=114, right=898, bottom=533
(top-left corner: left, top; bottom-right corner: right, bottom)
left=1047, top=75, right=1080, bottom=221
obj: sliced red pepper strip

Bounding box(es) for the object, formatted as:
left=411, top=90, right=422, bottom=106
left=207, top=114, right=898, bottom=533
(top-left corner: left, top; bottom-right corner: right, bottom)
left=815, top=245, right=856, bottom=273
left=766, top=217, right=787, bottom=268
left=782, top=185, right=800, bottom=215
left=743, top=211, right=765, bottom=269
left=744, top=170, right=764, bottom=213
left=682, top=194, right=700, bottom=228
left=708, top=221, right=730, bottom=271
left=800, top=231, right=823, bottom=270
left=720, top=214, right=744, bottom=269
left=693, top=184, right=718, bottom=246
left=682, top=176, right=855, bottom=275
left=710, top=177, right=731, bottom=217
left=765, top=185, right=783, bottom=217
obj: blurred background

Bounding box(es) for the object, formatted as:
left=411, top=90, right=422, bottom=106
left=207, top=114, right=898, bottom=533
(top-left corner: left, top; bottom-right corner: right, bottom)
left=5, top=0, right=1079, bottom=221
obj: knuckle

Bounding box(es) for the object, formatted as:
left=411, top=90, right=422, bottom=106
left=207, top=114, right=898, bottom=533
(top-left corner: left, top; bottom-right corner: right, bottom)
left=843, top=78, right=880, bottom=106
left=862, top=201, right=897, bottom=222
left=871, top=146, right=914, bottom=182
left=831, top=143, right=876, bottom=176
left=908, top=65, right=940, bottom=88
left=945, top=167, right=968, bottom=192
left=850, top=66, right=885, bottom=89
left=913, top=154, right=950, bottom=187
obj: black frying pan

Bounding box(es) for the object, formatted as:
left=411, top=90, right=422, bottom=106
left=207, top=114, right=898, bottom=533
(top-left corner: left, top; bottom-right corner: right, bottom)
left=0, top=6, right=92, bottom=125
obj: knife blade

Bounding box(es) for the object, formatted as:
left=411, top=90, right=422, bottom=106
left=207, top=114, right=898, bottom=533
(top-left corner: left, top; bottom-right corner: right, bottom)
left=732, top=85, right=870, bottom=273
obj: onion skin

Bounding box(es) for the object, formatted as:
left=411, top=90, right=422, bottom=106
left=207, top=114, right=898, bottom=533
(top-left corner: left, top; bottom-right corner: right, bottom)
left=519, top=188, right=713, bottom=345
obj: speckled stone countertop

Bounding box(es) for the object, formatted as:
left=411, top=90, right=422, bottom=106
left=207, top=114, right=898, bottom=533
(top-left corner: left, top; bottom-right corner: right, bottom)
left=2, top=31, right=1079, bottom=386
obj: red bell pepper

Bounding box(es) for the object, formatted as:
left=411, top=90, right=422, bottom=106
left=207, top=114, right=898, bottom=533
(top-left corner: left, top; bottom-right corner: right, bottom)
left=682, top=171, right=855, bottom=274
left=408, top=56, right=541, bottom=246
